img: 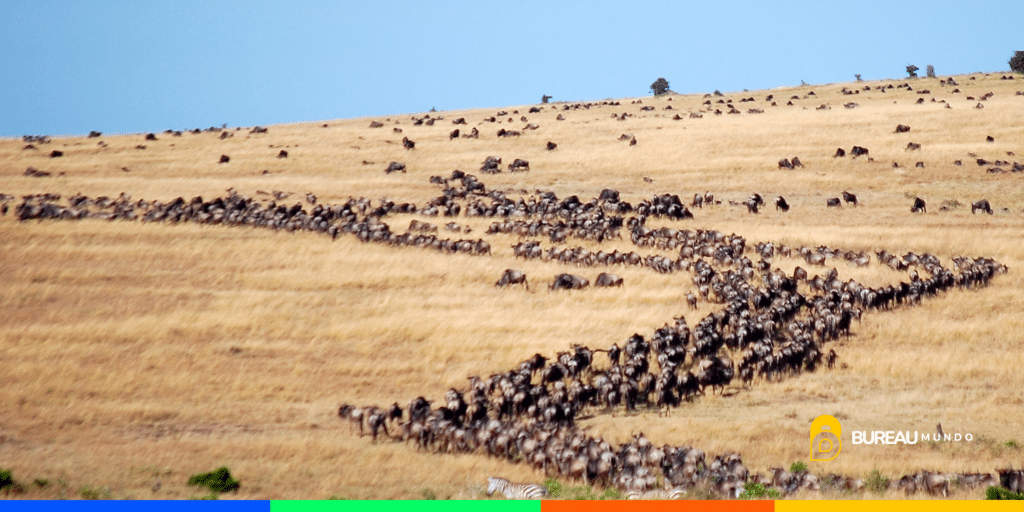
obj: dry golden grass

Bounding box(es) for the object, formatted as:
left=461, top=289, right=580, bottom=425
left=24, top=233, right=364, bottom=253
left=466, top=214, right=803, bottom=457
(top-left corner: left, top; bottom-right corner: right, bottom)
left=1, top=73, right=1023, bottom=500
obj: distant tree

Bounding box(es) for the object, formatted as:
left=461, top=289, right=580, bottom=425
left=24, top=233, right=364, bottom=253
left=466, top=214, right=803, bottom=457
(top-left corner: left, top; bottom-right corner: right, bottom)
left=906, top=64, right=919, bottom=78
left=541, top=95, right=552, bottom=104
left=1010, top=51, right=1024, bottom=73
left=855, top=74, right=863, bottom=82
left=926, top=65, right=936, bottom=78
left=650, top=77, right=670, bottom=96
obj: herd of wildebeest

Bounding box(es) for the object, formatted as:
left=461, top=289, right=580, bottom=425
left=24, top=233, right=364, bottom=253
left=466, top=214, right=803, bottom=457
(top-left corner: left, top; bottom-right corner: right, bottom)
left=7, top=76, right=1023, bottom=499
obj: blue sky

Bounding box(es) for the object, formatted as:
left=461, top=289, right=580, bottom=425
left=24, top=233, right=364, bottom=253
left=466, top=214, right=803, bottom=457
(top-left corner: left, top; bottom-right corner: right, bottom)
left=2, top=1, right=1020, bottom=137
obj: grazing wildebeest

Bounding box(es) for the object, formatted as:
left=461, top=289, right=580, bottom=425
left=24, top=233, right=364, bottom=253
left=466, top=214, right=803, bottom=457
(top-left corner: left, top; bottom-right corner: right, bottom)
left=841, top=191, right=858, bottom=206
left=911, top=197, right=927, bottom=213
left=450, top=129, right=460, bottom=140
left=463, top=127, right=479, bottom=139
left=277, top=150, right=288, bottom=158
left=145, top=133, right=158, bottom=141
left=403, top=137, right=415, bottom=149
left=826, top=197, right=842, bottom=208
left=895, top=124, right=911, bottom=133
left=385, top=161, right=406, bottom=174
left=915, top=161, right=925, bottom=168
left=775, top=196, right=790, bottom=212
left=599, top=189, right=620, bottom=202
left=508, top=159, right=530, bottom=172
left=905, top=142, right=921, bottom=151
left=497, top=128, right=520, bottom=137
left=971, top=199, right=993, bottom=215
left=481, top=156, right=502, bottom=173
left=986, top=135, right=995, bottom=142
left=833, top=147, right=846, bottom=158
left=686, top=291, right=698, bottom=309
left=745, top=198, right=759, bottom=214
left=369, top=121, right=383, bottom=128
left=546, top=141, right=557, bottom=151
left=791, top=157, right=803, bottom=168
left=850, top=146, right=869, bottom=157
left=550, top=273, right=589, bottom=291
left=778, top=158, right=793, bottom=169
left=496, top=269, right=529, bottom=290
left=595, top=273, right=623, bottom=287
left=219, top=154, right=230, bottom=163
left=50, top=150, right=64, bottom=158
left=629, top=136, right=637, bottom=146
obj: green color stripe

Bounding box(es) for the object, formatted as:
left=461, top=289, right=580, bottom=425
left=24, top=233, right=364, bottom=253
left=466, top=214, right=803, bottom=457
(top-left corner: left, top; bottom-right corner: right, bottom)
left=272, top=500, right=540, bottom=512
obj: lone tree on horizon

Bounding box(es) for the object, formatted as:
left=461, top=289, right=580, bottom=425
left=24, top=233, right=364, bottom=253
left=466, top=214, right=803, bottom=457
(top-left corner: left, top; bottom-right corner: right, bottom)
left=650, top=77, right=670, bottom=96
left=926, top=64, right=936, bottom=78
left=906, top=64, right=919, bottom=78
left=1010, top=51, right=1024, bottom=73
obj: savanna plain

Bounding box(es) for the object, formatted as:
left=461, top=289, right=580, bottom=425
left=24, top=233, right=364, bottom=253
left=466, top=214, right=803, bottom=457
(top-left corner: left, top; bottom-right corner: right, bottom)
left=1, top=73, right=1023, bottom=500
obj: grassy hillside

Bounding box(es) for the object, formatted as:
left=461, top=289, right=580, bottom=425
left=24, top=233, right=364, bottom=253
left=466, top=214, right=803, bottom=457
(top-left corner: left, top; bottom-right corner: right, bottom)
left=1, top=73, right=1023, bottom=500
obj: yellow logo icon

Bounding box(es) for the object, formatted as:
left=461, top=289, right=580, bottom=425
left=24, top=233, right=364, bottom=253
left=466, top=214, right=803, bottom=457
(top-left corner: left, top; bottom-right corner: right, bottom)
left=810, top=415, right=842, bottom=461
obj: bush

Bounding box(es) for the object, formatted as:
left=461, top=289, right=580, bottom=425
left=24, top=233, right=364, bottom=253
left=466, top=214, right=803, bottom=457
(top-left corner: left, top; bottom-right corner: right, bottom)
left=1007, top=439, right=1019, bottom=448
left=865, top=468, right=889, bottom=495
left=789, top=461, right=808, bottom=473
left=80, top=486, right=110, bottom=500
left=926, top=65, right=936, bottom=78
left=855, top=74, right=863, bottom=82
left=34, top=478, right=49, bottom=488
left=739, top=482, right=781, bottom=499
left=0, top=469, right=13, bottom=491
left=1010, top=51, right=1024, bottom=73
left=650, top=78, right=670, bottom=96
left=187, top=467, right=240, bottom=493
left=986, top=486, right=1024, bottom=500
left=906, top=64, right=919, bottom=78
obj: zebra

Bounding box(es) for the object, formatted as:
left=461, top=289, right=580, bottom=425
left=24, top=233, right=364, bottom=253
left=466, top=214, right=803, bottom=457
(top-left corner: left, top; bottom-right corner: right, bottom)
left=486, top=477, right=547, bottom=499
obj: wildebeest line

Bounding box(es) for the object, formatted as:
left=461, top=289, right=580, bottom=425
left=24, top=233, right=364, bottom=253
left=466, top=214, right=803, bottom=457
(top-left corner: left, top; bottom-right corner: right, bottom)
left=10, top=202, right=1011, bottom=496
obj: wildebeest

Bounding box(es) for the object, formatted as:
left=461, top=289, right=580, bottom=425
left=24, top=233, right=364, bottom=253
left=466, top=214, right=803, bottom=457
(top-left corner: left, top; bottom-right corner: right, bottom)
left=833, top=147, right=846, bottom=158
left=219, top=154, right=230, bottom=163
left=826, top=198, right=842, bottom=208
left=277, top=150, right=288, bottom=158
left=497, top=128, right=521, bottom=138
left=450, top=129, right=460, bottom=140
left=550, top=273, right=590, bottom=291
left=895, top=124, right=911, bottom=133
left=778, top=158, right=794, bottom=170
left=905, top=142, right=921, bottom=151
left=841, top=191, right=858, bottom=206
left=369, top=121, right=383, bottom=128
left=50, top=150, right=64, bottom=158
left=595, top=273, right=623, bottom=287
left=403, top=137, right=415, bottom=149
left=481, top=156, right=502, bottom=173
left=508, top=159, right=530, bottom=172
left=546, top=141, right=558, bottom=151
left=463, top=127, right=479, bottom=139
left=971, top=199, right=993, bottom=215
left=385, top=161, right=406, bottom=174
left=911, top=197, right=927, bottom=213
left=827, top=350, right=838, bottom=370
left=915, top=162, right=925, bottom=168
left=496, top=269, right=528, bottom=290
left=791, top=157, right=803, bottom=168
left=850, top=146, right=869, bottom=157
left=745, top=198, right=759, bottom=214
left=145, top=133, right=158, bottom=141
left=775, top=196, right=790, bottom=212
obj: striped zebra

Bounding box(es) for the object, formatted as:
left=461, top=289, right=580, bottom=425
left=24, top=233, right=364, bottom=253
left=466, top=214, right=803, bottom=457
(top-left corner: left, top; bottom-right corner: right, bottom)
left=486, top=477, right=547, bottom=499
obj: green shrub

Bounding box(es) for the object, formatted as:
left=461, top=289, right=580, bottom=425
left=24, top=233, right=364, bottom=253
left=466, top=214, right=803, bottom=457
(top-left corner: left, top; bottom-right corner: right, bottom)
left=865, top=468, right=889, bottom=495
left=986, top=486, right=1024, bottom=500
left=0, top=469, right=13, bottom=491
left=80, top=486, right=110, bottom=500
left=739, top=482, right=781, bottom=499
left=421, top=488, right=437, bottom=500
left=1006, top=439, right=1019, bottom=449
left=789, top=461, right=808, bottom=474
left=34, top=478, right=49, bottom=488
left=544, top=478, right=563, bottom=498
left=187, top=467, right=240, bottom=493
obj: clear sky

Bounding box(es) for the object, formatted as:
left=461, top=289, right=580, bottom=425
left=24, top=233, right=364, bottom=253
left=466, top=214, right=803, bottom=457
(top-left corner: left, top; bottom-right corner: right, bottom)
left=2, top=1, right=1020, bottom=137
